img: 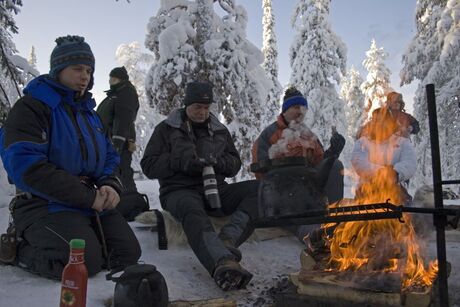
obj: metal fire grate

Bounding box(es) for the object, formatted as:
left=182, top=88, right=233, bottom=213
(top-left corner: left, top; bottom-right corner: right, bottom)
left=253, top=201, right=460, bottom=228
left=253, top=201, right=403, bottom=228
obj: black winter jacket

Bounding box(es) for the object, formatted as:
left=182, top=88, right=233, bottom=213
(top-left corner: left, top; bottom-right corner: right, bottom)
left=141, top=109, right=241, bottom=201
left=97, top=81, right=139, bottom=152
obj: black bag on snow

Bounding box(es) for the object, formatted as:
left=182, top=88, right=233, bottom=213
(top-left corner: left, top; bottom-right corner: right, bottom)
left=117, top=192, right=150, bottom=221
left=107, top=264, right=169, bottom=307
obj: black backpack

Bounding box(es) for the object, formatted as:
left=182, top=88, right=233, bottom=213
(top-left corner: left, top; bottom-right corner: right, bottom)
left=106, top=264, right=169, bottom=307
left=117, top=192, right=150, bottom=221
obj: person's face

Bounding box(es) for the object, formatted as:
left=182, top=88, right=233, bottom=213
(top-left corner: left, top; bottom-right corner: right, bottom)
left=186, top=103, right=211, bottom=123
left=283, top=105, right=307, bottom=124
left=58, top=64, right=92, bottom=96
left=109, top=76, right=121, bottom=86
left=389, top=101, right=401, bottom=111
left=387, top=94, right=403, bottom=111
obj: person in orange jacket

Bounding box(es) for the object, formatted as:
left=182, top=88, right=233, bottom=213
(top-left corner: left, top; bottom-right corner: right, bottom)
left=252, top=86, right=345, bottom=203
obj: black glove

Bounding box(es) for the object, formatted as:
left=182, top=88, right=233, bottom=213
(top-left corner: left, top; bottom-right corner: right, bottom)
left=324, top=132, right=345, bottom=158
left=183, top=158, right=207, bottom=176
left=112, top=138, right=125, bottom=155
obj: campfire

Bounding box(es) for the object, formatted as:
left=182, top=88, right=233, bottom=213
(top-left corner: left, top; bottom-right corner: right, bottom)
left=288, top=107, right=439, bottom=306
left=323, top=168, right=438, bottom=292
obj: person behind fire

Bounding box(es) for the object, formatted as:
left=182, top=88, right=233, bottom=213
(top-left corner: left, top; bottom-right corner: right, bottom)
left=252, top=86, right=346, bottom=204
left=141, top=81, right=258, bottom=291
left=0, top=35, right=141, bottom=278
left=385, top=91, right=420, bottom=138
left=351, top=107, right=417, bottom=204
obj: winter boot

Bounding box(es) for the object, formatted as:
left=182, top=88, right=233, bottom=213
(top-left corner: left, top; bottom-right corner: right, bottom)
left=220, top=239, right=242, bottom=262
left=213, top=258, right=253, bottom=291
left=0, top=225, right=17, bottom=265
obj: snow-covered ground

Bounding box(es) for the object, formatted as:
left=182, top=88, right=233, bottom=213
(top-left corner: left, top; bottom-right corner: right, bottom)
left=0, top=179, right=459, bottom=306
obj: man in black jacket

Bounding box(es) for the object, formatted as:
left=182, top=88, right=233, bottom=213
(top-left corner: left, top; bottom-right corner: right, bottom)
left=141, top=81, right=258, bottom=291
left=97, top=67, right=149, bottom=220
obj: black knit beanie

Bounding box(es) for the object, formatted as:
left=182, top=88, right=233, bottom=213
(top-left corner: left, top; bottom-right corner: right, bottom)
left=183, top=81, right=213, bottom=106
left=49, top=35, right=95, bottom=88
left=110, top=66, right=129, bottom=81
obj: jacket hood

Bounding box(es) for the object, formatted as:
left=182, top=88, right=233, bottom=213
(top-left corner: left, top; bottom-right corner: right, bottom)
left=23, top=75, right=95, bottom=111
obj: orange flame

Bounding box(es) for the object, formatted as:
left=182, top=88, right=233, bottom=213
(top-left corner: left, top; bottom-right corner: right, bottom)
left=324, top=108, right=438, bottom=291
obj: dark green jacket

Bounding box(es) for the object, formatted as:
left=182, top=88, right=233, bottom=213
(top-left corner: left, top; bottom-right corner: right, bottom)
left=97, top=81, right=139, bottom=152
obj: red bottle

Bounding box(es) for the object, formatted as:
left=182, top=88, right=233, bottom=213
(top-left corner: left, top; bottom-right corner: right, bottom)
left=59, top=239, right=88, bottom=307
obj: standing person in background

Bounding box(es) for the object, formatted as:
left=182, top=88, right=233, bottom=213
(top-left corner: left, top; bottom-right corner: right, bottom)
left=97, top=66, right=149, bottom=221
left=0, top=36, right=141, bottom=279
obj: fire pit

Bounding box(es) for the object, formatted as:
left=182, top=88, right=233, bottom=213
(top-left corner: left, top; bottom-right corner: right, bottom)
left=252, top=85, right=460, bottom=306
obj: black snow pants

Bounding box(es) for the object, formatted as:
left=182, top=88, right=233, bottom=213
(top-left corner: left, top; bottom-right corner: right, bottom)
left=117, top=148, right=149, bottom=221
left=161, top=180, right=259, bottom=275
left=294, top=159, right=345, bottom=242
left=16, top=209, right=141, bottom=280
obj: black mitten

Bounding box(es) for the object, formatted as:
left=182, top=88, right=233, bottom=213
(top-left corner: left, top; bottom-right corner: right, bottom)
left=324, top=132, right=346, bottom=158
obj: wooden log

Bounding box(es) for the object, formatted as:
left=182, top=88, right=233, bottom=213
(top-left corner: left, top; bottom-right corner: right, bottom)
left=290, top=271, right=432, bottom=307
left=169, top=298, right=237, bottom=307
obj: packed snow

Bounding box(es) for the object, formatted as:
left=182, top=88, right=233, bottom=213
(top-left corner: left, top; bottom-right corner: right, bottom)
left=0, top=180, right=460, bottom=306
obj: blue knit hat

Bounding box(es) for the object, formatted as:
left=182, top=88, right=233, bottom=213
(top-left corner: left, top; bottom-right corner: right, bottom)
left=49, top=35, right=95, bottom=88
left=282, top=87, right=308, bottom=112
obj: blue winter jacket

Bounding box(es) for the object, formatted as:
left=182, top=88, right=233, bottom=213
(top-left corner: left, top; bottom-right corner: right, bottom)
left=0, top=75, right=121, bottom=217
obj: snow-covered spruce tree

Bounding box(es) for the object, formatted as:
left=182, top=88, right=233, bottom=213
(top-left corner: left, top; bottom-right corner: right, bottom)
left=360, top=39, right=392, bottom=118
left=205, top=3, right=270, bottom=178
left=289, top=0, right=349, bottom=160
left=430, top=0, right=460, bottom=188
left=0, top=0, right=36, bottom=196
left=145, top=0, right=270, bottom=179
left=340, top=66, right=365, bottom=140
left=261, top=0, right=282, bottom=125
left=115, top=41, right=162, bottom=177
left=28, top=45, right=37, bottom=69
left=144, top=0, right=199, bottom=114
left=0, top=0, right=23, bottom=124
left=401, top=0, right=459, bottom=189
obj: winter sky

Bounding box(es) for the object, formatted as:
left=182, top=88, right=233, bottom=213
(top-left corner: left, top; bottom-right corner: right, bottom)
left=13, top=0, right=417, bottom=111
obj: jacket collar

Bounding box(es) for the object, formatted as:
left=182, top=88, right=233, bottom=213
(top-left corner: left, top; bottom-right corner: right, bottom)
left=104, top=80, right=130, bottom=95
left=23, top=75, right=96, bottom=111
left=165, top=108, right=227, bottom=131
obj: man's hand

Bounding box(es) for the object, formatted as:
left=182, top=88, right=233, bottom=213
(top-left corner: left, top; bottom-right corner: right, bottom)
left=91, top=190, right=107, bottom=212
left=99, top=185, right=120, bottom=210
left=92, top=186, right=120, bottom=212
left=286, top=144, right=305, bottom=157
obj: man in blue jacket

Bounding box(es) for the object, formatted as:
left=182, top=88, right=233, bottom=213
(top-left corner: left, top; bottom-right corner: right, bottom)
left=0, top=35, right=141, bottom=279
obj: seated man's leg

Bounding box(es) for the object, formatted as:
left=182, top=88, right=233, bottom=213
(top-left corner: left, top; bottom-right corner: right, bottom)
left=162, top=190, right=234, bottom=275
left=16, top=211, right=103, bottom=279
left=97, top=209, right=141, bottom=270
left=218, top=180, right=260, bottom=247
left=323, top=159, right=344, bottom=204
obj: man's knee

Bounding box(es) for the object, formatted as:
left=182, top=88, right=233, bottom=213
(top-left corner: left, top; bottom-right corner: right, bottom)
left=166, top=194, right=206, bottom=222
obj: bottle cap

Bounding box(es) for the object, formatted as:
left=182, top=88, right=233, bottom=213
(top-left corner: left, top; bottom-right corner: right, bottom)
left=69, top=239, right=86, bottom=249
